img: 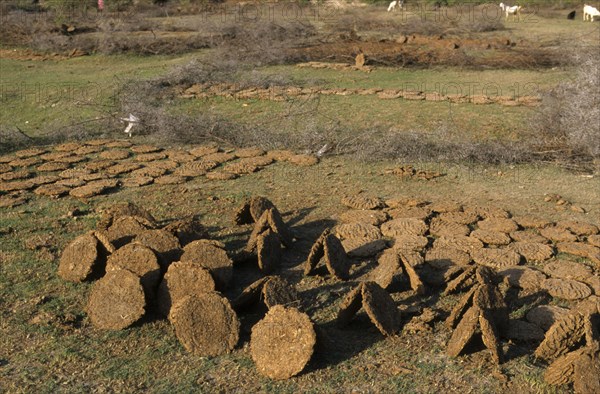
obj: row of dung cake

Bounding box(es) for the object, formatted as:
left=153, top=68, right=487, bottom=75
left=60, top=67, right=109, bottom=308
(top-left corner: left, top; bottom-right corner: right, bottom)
left=182, top=82, right=541, bottom=107
left=0, top=141, right=319, bottom=205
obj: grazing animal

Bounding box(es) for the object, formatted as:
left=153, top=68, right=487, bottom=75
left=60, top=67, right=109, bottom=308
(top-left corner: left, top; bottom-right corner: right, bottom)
left=567, top=11, right=576, bottom=20
left=499, top=3, right=523, bottom=21
left=387, top=0, right=403, bottom=12
left=583, top=4, right=600, bottom=21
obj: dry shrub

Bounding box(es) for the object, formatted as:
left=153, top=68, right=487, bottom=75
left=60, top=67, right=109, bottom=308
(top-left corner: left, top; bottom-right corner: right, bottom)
left=533, top=51, right=600, bottom=159
left=211, top=20, right=317, bottom=66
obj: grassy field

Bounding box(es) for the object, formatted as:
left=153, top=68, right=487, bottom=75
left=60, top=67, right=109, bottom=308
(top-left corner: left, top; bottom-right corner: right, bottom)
left=1, top=2, right=599, bottom=393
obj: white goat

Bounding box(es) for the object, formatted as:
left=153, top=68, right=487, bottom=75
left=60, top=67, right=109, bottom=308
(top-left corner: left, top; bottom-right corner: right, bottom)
left=499, top=3, right=522, bottom=21
left=388, top=0, right=403, bottom=12
left=583, top=4, right=600, bottom=21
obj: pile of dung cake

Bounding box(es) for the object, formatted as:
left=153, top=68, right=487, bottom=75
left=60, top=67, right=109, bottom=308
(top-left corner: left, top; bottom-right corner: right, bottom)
left=56, top=199, right=318, bottom=380
left=327, top=193, right=599, bottom=392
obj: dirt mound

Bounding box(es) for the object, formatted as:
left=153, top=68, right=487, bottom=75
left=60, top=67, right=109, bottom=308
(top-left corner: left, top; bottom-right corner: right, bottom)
left=251, top=305, right=316, bottom=380
left=86, top=269, right=146, bottom=330
left=57, top=233, right=102, bottom=282
left=181, top=239, right=232, bottom=289
left=106, top=243, right=161, bottom=298
left=169, top=293, right=240, bottom=357
left=157, top=261, right=215, bottom=317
